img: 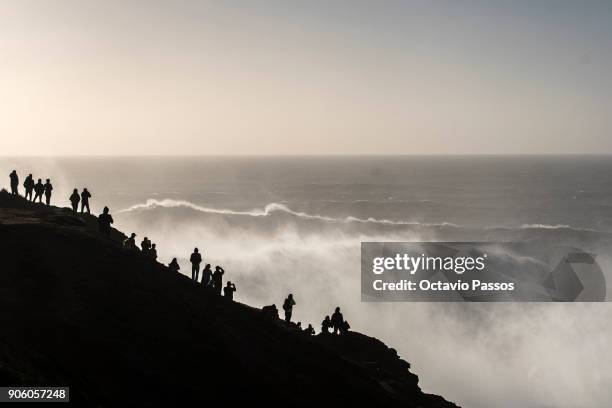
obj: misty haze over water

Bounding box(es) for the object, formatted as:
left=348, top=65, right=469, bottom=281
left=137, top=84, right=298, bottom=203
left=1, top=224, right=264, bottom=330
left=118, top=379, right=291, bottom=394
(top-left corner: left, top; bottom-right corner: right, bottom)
left=3, top=155, right=612, bottom=408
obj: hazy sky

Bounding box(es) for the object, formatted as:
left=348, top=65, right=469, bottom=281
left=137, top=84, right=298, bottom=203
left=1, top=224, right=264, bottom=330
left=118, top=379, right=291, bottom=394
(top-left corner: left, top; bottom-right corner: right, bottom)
left=1, top=0, right=611, bottom=155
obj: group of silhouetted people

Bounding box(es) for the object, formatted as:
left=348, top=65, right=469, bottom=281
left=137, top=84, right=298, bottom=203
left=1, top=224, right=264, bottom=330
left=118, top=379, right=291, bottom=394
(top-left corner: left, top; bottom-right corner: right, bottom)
left=266, top=294, right=349, bottom=336
left=321, top=307, right=350, bottom=335
left=8, top=171, right=95, bottom=212
left=9, top=170, right=54, bottom=205
left=6, top=169, right=358, bottom=337
left=69, top=188, right=92, bottom=213
left=187, top=247, right=233, bottom=297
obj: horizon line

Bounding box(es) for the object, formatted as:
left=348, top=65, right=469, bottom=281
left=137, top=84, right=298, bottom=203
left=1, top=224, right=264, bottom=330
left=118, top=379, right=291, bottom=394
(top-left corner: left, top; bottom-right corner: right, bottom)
left=2, top=153, right=612, bottom=158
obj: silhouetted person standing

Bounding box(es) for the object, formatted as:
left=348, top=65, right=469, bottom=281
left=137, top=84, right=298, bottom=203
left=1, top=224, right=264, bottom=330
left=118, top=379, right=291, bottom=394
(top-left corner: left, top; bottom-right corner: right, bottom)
left=168, top=258, right=180, bottom=273
left=80, top=188, right=92, bottom=213
left=212, top=266, right=224, bottom=295
left=141, top=237, right=151, bottom=255
left=123, top=233, right=137, bottom=250
left=282, top=294, right=296, bottom=323
left=69, top=189, right=80, bottom=212
left=98, top=206, right=114, bottom=236
left=43, top=179, right=53, bottom=205
left=201, top=264, right=212, bottom=287
left=190, top=248, right=202, bottom=281
left=223, top=281, right=236, bottom=300
left=9, top=170, right=18, bottom=196
left=23, top=174, right=34, bottom=201
left=331, top=307, right=344, bottom=335
left=149, top=243, right=158, bottom=260
left=33, top=179, right=44, bottom=203
left=340, top=320, right=351, bottom=335
left=305, top=324, right=315, bottom=336
left=321, top=316, right=331, bottom=335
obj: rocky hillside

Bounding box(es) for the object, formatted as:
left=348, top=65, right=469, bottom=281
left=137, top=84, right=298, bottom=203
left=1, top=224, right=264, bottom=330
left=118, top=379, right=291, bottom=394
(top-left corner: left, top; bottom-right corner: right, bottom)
left=0, top=191, right=458, bottom=407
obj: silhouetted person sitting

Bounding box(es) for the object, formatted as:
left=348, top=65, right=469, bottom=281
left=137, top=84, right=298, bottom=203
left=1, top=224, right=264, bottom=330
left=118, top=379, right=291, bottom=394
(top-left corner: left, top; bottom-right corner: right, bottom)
left=69, top=189, right=80, bottom=212
left=23, top=174, right=34, bottom=201
left=9, top=170, right=19, bottom=196
left=321, top=316, right=331, bottom=335
left=261, top=304, right=279, bottom=319
left=212, top=266, right=225, bottom=295
left=168, top=258, right=180, bottom=273
left=123, top=233, right=137, bottom=250
left=33, top=179, right=44, bottom=203
left=141, top=237, right=151, bottom=255
left=80, top=188, right=92, bottom=213
left=98, top=206, right=114, bottom=236
left=340, top=320, right=351, bottom=336
left=149, top=243, right=158, bottom=260
left=201, top=264, right=212, bottom=287
left=331, top=307, right=344, bottom=335
left=223, top=281, right=236, bottom=300
left=282, top=294, right=296, bottom=323
left=190, top=248, right=202, bottom=281
left=296, top=322, right=302, bottom=331
left=43, top=179, right=53, bottom=205
left=305, top=324, right=315, bottom=336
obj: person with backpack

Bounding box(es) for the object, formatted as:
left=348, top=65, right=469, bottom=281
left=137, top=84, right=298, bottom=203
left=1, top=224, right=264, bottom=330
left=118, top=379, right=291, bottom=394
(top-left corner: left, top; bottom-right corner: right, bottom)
left=69, top=189, right=80, bottom=212
left=331, top=307, right=344, bottom=335
left=321, top=316, right=331, bottom=335
left=123, top=233, right=137, bottom=250
left=33, top=179, right=44, bottom=203
left=282, top=294, right=296, bottom=323
left=23, top=174, right=34, bottom=201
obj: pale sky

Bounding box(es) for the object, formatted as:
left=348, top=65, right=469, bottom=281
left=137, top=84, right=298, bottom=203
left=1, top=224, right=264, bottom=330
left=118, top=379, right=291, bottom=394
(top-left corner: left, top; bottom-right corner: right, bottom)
left=1, top=0, right=611, bottom=155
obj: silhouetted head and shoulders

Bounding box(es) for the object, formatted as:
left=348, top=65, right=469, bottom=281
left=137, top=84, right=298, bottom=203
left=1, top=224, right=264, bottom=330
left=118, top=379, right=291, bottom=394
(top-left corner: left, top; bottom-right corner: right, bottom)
left=223, top=281, right=236, bottom=298
left=150, top=243, right=157, bottom=259
left=81, top=188, right=91, bottom=199
left=331, top=307, right=343, bottom=323
left=321, top=316, right=332, bottom=334
left=190, top=248, right=202, bottom=263
left=168, top=258, right=180, bottom=272
left=284, top=294, right=296, bottom=307
left=141, top=237, right=151, bottom=251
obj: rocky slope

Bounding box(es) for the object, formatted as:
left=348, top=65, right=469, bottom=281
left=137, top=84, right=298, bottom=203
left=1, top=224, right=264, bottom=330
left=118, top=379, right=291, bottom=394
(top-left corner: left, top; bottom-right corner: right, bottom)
left=0, top=191, right=458, bottom=407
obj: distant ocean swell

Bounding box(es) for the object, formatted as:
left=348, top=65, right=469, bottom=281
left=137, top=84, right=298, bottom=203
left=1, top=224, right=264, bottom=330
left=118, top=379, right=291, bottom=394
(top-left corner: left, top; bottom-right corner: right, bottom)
left=118, top=198, right=603, bottom=234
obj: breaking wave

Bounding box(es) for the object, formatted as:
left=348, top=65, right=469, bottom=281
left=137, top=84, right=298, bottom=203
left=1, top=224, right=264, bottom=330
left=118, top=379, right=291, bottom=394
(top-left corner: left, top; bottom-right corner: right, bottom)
left=118, top=198, right=605, bottom=234
left=118, top=198, right=459, bottom=228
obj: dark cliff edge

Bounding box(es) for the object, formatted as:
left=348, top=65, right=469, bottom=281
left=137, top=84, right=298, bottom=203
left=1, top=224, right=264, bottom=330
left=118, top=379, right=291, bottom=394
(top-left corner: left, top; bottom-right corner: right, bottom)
left=0, top=191, right=459, bottom=407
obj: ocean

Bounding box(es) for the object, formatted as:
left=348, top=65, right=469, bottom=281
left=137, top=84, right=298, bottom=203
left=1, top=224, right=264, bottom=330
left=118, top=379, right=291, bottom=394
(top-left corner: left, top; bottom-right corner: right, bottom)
left=2, top=155, right=612, bottom=408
